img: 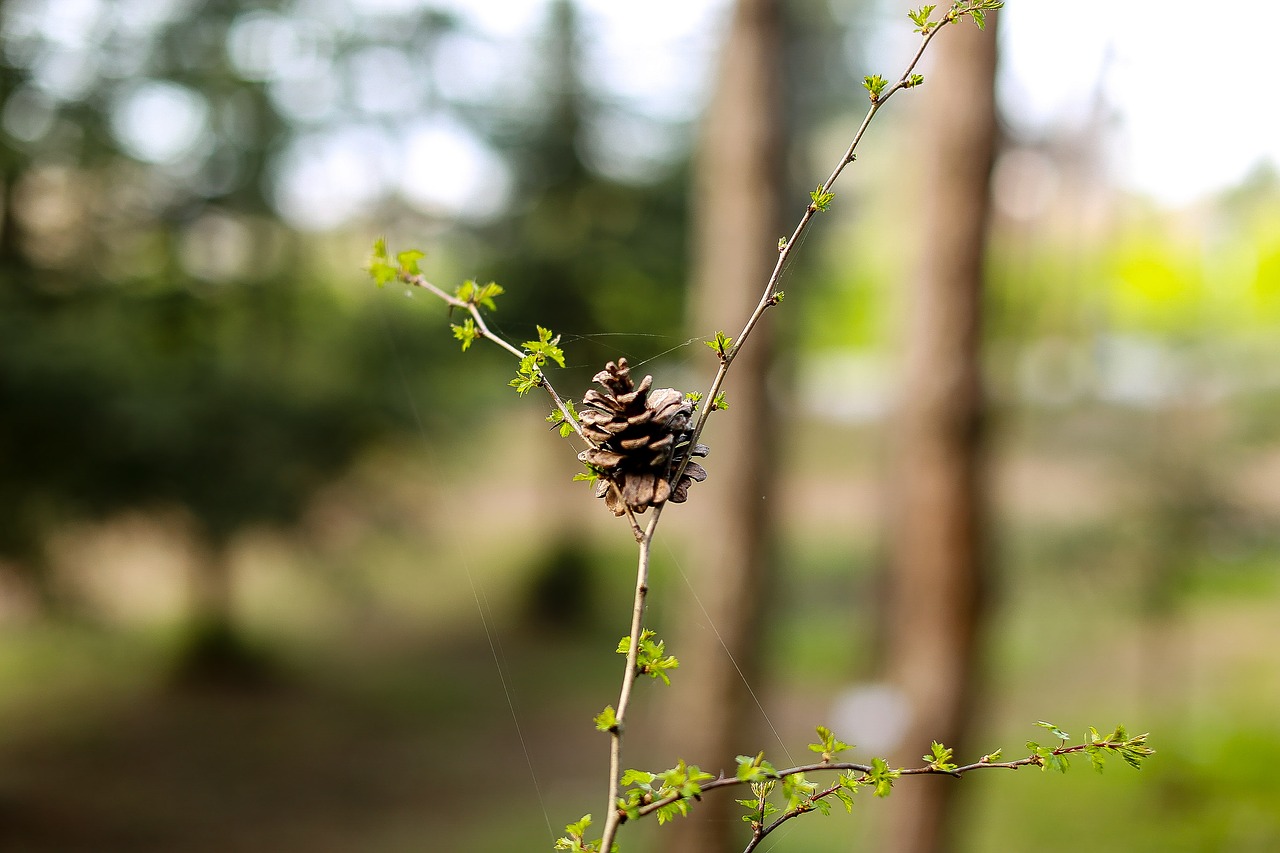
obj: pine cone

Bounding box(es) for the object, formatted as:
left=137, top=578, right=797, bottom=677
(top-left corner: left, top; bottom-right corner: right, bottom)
left=577, top=359, right=709, bottom=516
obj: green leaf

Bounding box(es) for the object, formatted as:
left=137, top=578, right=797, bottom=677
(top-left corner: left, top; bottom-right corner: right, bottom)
left=451, top=318, right=479, bottom=351
left=684, top=391, right=702, bottom=404
left=809, top=185, right=836, bottom=211
left=808, top=725, right=852, bottom=761
left=554, top=814, right=598, bottom=851
left=396, top=249, right=425, bottom=274
left=862, top=74, right=887, bottom=101
left=908, top=4, right=936, bottom=32
left=367, top=239, right=398, bottom=287
left=712, top=392, right=729, bottom=411
left=573, top=463, right=603, bottom=484
left=510, top=355, right=542, bottom=395
left=546, top=400, right=579, bottom=438
left=476, top=281, right=504, bottom=310
left=1036, top=721, right=1071, bottom=743
left=868, top=757, right=899, bottom=798
left=735, top=752, right=776, bottom=784
left=926, top=741, right=958, bottom=772
left=523, top=325, right=566, bottom=369
left=620, top=769, right=656, bottom=788
left=906, top=73, right=925, bottom=88
left=979, top=748, right=1002, bottom=764
left=594, top=705, right=618, bottom=733
left=705, top=331, right=733, bottom=356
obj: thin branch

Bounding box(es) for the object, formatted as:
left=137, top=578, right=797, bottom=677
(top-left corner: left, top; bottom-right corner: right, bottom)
left=397, top=270, right=589, bottom=444
left=634, top=741, right=1111, bottom=827
left=599, top=508, right=663, bottom=852
left=671, top=5, right=979, bottom=490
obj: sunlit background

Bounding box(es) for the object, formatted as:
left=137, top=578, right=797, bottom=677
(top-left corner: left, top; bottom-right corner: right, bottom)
left=2, top=0, right=1278, bottom=850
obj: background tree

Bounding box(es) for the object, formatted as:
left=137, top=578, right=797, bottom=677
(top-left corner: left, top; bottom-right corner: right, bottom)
left=882, top=13, right=1000, bottom=853
left=665, top=0, right=785, bottom=849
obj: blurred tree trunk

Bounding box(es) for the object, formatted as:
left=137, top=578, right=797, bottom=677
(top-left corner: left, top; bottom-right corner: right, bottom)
left=883, top=15, right=1000, bottom=853
left=666, top=0, right=784, bottom=850
left=173, top=536, right=269, bottom=687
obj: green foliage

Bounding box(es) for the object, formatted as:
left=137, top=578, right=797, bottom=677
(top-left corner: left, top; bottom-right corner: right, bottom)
left=861, top=75, right=888, bottom=102
left=948, top=0, right=1004, bottom=30
left=867, top=756, right=900, bottom=797
left=737, top=780, right=780, bottom=826
left=367, top=238, right=399, bottom=287
left=705, top=330, right=733, bottom=357
left=510, top=327, right=566, bottom=395
left=807, top=725, right=852, bottom=763
left=525, top=326, right=567, bottom=369
left=617, top=761, right=714, bottom=824
left=735, top=751, right=777, bottom=784
left=397, top=249, right=425, bottom=275
left=554, top=814, right=609, bottom=852
left=1084, top=725, right=1156, bottom=772
left=906, top=73, right=925, bottom=88
left=594, top=705, right=619, bottom=733
left=1037, top=720, right=1072, bottom=743
left=452, top=318, right=480, bottom=351
left=810, top=185, right=837, bottom=211
left=712, top=392, right=730, bottom=412
left=909, top=5, right=937, bottom=33
left=456, top=279, right=506, bottom=311
left=573, top=463, right=605, bottom=485
left=926, top=741, right=959, bottom=773
left=617, top=630, right=679, bottom=685
left=1026, top=723, right=1154, bottom=775
left=684, top=391, right=702, bottom=405
left=547, top=400, right=580, bottom=438
left=781, top=771, right=819, bottom=812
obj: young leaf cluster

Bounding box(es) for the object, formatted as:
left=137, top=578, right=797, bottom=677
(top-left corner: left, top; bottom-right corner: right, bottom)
left=807, top=725, right=852, bottom=764
left=617, top=761, right=715, bottom=824
left=511, top=326, right=566, bottom=395
left=705, top=330, right=733, bottom=359
left=617, top=630, right=679, bottom=685
left=862, top=74, right=888, bottom=102
left=547, top=399, right=580, bottom=438
left=1025, top=722, right=1155, bottom=774
left=808, top=185, right=836, bottom=211
left=555, top=814, right=613, bottom=853
left=456, top=278, right=505, bottom=311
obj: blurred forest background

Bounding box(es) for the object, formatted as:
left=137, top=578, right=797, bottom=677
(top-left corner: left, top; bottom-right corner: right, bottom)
left=1, top=0, right=1279, bottom=851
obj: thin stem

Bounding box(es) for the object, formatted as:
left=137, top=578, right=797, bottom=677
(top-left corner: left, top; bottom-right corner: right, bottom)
left=599, top=508, right=664, bottom=852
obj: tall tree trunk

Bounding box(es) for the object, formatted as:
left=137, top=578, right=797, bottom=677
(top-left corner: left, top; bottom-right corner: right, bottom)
left=666, top=0, right=784, bottom=850
left=883, top=15, right=999, bottom=853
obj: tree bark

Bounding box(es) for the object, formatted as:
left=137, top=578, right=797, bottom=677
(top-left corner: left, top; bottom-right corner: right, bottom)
left=883, top=15, right=999, bottom=853
left=666, top=0, right=785, bottom=850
